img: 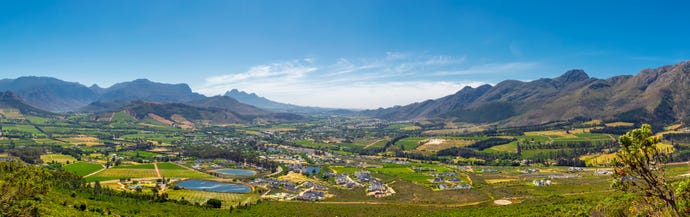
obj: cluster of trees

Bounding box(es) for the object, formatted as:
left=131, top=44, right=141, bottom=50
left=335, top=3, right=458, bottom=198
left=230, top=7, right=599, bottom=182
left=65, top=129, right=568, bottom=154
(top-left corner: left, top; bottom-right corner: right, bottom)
left=664, top=132, right=690, bottom=143
left=589, top=126, right=636, bottom=135
left=436, top=147, right=519, bottom=164
left=183, top=145, right=278, bottom=172
left=519, top=140, right=617, bottom=151
left=0, top=160, right=52, bottom=216
left=7, top=146, right=44, bottom=164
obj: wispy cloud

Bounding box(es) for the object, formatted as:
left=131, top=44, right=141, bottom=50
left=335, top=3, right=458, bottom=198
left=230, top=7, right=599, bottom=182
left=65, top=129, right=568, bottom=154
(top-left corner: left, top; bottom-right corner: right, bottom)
left=195, top=52, right=539, bottom=109
left=205, top=60, right=317, bottom=84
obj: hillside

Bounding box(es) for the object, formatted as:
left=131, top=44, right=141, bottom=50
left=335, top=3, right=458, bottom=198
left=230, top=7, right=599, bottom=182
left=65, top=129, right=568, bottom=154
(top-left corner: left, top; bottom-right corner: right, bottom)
left=363, top=61, right=690, bottom=127
left=98, top=79, right=205, bottom=103
left=187, top=95, right=270, bottom=116
left=224, top=89, right=339, bottom=114
left=117, top=101, right=250, bottom=124
left=0, top=76, right=98, bottom=112
left=0, top=91, right=54, bottom=117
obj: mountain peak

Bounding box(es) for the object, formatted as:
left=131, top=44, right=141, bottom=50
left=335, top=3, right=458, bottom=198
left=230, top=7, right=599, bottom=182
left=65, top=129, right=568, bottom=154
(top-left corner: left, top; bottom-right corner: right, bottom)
left=556, top=69, right=589, bottom=83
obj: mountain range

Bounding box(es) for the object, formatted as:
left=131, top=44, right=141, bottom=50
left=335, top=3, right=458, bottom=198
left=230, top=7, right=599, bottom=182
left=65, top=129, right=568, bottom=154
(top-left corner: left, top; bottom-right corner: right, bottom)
left=224, top=89, right=344, bottom=114
left=363, top=61, right=690, bottom=127
left=2, top=61, right=690, bottom=127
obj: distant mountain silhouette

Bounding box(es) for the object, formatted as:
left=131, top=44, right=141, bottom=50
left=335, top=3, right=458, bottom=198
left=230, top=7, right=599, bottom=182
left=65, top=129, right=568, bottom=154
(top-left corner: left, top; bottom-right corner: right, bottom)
left=224, top=89, right=345, bottom=114
left=363, top=61, right=690, bottom=127
left=0, top=76, right=98, bottom=112
left=98, top=79, right=205, bottom=103
left=0, top=91, right=53, bottom=117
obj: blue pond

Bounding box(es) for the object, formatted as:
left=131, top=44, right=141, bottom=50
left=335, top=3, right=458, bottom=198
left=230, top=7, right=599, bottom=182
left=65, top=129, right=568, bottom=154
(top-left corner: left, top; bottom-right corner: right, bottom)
left=177, top=180, right=251, bottom=193
left=215, top=169, right=257, bottom=176
left=305, top=166, right=321, bottom=175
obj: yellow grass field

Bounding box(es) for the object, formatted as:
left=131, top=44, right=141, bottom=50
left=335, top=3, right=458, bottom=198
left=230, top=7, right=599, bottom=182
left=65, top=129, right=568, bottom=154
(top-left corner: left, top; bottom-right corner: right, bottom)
left=485, top=179, right=518, bottom=184
left=524, top=130, right=577, bottom=138
left=605, top=122, right=634, bottom=127
left=416, top=139, right=473, bottom=152
left=0, top=109, right=24, bottom=119
left=278, top=171, right=321, bottom=184
left=40, top=154, right=77, bottom=164
left=62, top=135, right=101, bottom=146
left=580, top=153, right=616, bottom=166
left=583, top=119, right=603, bottom=126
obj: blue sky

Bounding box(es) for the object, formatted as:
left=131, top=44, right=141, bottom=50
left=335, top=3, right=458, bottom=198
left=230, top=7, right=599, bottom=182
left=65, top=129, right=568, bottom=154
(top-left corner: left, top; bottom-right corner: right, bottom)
left=1, top=0, right=689, bottom=109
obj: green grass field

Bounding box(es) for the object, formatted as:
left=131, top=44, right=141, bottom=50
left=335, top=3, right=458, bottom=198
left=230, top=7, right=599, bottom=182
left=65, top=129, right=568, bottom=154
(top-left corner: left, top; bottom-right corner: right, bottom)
left=26, top=116, right=51, bottom=124
left=158, top=162, right=214, bottom=179
left=64, top=162, right=104, bottom=176
left=118, top=150, right=162, bottom=159
left=111, top=111, right=137, bottom=122
left=87, top=168, right=158, bottom=182
left=394, top=137, right=426, bottom=150
left=3, top=124, right=46, bottom=136
left=88, top=162, right=213, bottom=181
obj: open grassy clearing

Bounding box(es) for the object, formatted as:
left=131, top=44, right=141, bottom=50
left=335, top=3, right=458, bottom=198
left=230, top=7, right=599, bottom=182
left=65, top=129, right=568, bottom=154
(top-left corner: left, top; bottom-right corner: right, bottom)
left=118, top=150, right=162, bottom=158
left=111, top=111, right=137, bottom=122
left=605, top=122, right=634, bottom=127
left=113, top=164, right=156, bottom=169
left=416, top=139, right=473, bottom=152
left=278, top=171, right=322, bottom=184
left=26, top=116, right=51, bottom=124
left=394, top=137, right=427, bottom=150
left=330, top=166, right=361, bottom=174
left=166, top=189, right=260, bottom=208
left=579, top=153, right=616, bottom=166
left=0, top=109, right=24, bottom=119
left=2, top=124, right=45, bottom=136
left=386, top=123, right=420, bottom=131
left=524, top=130, right=577, bottom=138
left=60, top=135, right=101, bottom=146
left=33, top=138, right=71, bottom=146
left=87, top=168, right=158, bottom=182
left=64, top=162, right=104, bottom=176
left=365, top=139, right=390, bottom=149
left=488, top=142, right=518, bottom=153
left=157, top=162, right=215, bottom=179
left=40, top=154, right=77, bottom=164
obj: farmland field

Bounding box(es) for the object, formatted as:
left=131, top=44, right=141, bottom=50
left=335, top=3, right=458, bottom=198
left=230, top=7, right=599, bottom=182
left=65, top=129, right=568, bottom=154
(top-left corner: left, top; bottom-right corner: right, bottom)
left=87, top=168, right=158, bottom=182
left=3, top=124, right=45, bottom=136
left=416, top=139, right=473, bottom=152
left=88, top=164, right=159, bottom=181
left=166, top=189, right=260, bottom=208
left=64, top=162, right=104, bottom=176
left=158, top=162, right=215, bottom=179
left=40, top=154, right=77, bottom=164
left=394, top=137, right=426, bottom=150
left=61, top=135, right=101, bottom=146
left=0, top=109, right=23, bottom=119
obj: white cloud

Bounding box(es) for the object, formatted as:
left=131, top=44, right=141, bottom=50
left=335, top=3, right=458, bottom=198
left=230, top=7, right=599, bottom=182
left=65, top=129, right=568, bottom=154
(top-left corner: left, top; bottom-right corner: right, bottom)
left=195, top=52, right=536, bottom=109
left=205, top=61, right=317, bottom=85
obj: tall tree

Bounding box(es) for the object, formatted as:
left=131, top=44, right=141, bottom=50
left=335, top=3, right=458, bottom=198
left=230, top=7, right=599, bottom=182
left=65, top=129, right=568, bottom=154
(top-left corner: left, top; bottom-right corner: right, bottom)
left=611, top=124, right=684, bottom=216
